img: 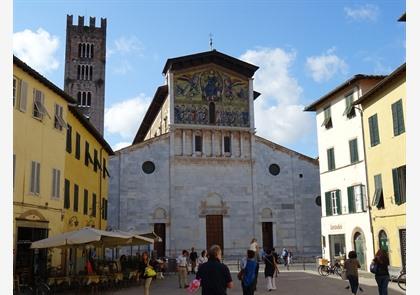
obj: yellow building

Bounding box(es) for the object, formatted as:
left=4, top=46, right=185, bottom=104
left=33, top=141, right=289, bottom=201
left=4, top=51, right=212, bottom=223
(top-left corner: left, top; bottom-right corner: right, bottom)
left=354, top=63, right=406, bottom=270
left=13, top=56, right=75, bottom=278
left=63, top=105, right=113, bottom=233
left=13, top=56, right=114, bottom=279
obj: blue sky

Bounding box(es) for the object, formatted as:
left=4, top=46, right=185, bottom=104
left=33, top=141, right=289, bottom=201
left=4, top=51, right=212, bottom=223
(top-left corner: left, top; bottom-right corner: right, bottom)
left=13, top=0, right=406, bottom=157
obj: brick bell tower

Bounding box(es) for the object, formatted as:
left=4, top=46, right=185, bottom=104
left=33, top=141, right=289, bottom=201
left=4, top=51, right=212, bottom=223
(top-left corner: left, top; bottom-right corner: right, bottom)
left=64, top=15, right=106, bottom=135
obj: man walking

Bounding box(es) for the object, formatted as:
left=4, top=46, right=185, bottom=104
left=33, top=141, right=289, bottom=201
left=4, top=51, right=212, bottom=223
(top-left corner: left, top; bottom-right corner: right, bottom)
left=196, top=245, right=233, bottom=295
left=190, top=247, right=198, bottom=274
left=177, top=250, right=189, bottom=288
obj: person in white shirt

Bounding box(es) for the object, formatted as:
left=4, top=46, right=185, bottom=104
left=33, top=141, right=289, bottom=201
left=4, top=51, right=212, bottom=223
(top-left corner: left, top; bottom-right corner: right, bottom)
left=197, top=250, right=208, bottom=269
left=249, top=238, right=259, bottom=261
left=176, top=250, right=189, bottom=288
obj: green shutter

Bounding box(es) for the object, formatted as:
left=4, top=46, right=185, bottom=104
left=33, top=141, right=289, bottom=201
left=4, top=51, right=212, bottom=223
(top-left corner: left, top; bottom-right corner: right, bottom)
left=373, top=115, right=380, bottom=145
left=325, top=192, right=332, bottom=216
left=348, top=186, right=355, bottom=213
left=392, top=102, right=399, bottom=136
left=64, top=179, right=70, bottom=209
left=336, top=190, right=342, bottom=215
left=349, top=139, right=359, bottom=163
left=327, top=148, right=335, bottom=170
left=397, top=100, right=405, bottom=134
left=393, top=168, right=401, bottom=205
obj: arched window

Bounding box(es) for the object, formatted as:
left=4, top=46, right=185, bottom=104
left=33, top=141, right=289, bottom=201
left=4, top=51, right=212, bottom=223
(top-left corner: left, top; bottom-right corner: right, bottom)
left=78, top=43, right=82, bottom=58
left=87, top=92, right=92, bottom=106
left=91, top=44, right=94, bottom=58
left=77, top=65, right=81, bottom=80
left=82, top=44, right=86, bottom=58
left=379, top=230, right=389, bottom=252
left=77, top=92, right=82, bottom=105
left=89, top=65, right=93, bottom=80
left=209, top=102, right=215, bottom=124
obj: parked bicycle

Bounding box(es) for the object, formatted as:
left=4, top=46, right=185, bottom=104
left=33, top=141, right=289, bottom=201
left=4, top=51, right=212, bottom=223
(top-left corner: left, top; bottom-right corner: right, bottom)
left=318, top=259, right=344, bottom=277
left=397, top=267, right=406, bottom=291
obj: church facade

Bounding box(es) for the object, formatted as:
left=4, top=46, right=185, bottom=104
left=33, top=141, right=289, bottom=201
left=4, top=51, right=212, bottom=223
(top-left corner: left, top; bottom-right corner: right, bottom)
left=107, top=50, right=322, bottom=258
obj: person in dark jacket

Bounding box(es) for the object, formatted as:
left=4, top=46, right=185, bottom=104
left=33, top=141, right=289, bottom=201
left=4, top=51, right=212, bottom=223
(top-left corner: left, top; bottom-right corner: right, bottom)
left=263, top=248, right=277, bottom=291
left=138, top=251, right=156, bottom=295
left=240, top=250, right=259, bottom=295
left=344, top=251, right=361, bottom=295
left=373, top=249, right=390, bottom=295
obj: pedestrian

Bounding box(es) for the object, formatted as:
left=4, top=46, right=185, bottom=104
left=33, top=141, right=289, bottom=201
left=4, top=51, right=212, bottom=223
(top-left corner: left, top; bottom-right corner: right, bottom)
left=281, top=248, right=289, bottom=268
left=196, top=244, right=233, bottom=295
left=198, top=250, right=208, bottom=268
left=249, top=238, right=259, bottom=261
left=190, top=247, right=198, bottom=274
left=373, top=249, right=390, bottom=295
left=272, top=248, right=280, bottom=264
left=138, top=251, right=156, bottom=295
left=263, top=248, right=277, bottom=291
left=177, top=250, right=189, bottom=288
left=240, top=250, right=259, bottom=295
left=344, top=251, right=361, bottom=295
left=288, top=251, right=293, bottom=265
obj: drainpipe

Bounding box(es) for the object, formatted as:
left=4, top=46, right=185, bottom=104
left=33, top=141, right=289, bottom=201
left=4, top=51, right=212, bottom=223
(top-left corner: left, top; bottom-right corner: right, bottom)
left=353, top=85, right=376, bottom=259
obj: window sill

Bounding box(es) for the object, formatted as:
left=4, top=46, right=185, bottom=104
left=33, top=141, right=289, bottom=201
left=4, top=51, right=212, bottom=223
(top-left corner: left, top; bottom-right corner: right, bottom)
left=32, top=115, right=43, bottom=122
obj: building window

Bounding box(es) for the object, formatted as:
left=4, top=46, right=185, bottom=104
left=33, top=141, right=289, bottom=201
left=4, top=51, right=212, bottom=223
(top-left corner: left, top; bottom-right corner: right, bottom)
left=224, top=136, right=231, bottom=154
left=77, top=91, right=92, bottom=107
left=73, top=184, right=79, bottom=212
left=79, top=43, right=94, bottom=58
left=101, top=198, right=108, bottom=220
left=372, top=174, right=384, bottom=209
left=209, top=102, right=216, bottom=124
left=51, top=168, right=61, bottom=199
left=392, top=165, right=406, bottom=205
left=33, top=89, right=49, bottom=120
left=18, top=80, right=28, bottom=112
left=83, top=189, right=89, bottom=215
left=142, top=161, right=155, bottom=174
left=343, top=93, right=355, bottom=118
left=392, top=99, right=405, bottom=136
left=75, top=132, right=81, bottom=160
left=368, top=114, right=380, bottom=147
left=349, top=138, right=359, bottom=164
left=77, top=65, right=93, bottom=81
left=30, top=161, right=41, bottom=195
left=66, top=124, right=72, bottom=153
left=103, top=158, right=110, bottom=178
left=321, top=106, right=332, bottom=129
left=64, top=179, right=70, bottom=209
left=195, top=135, right=202, bottom=152
left=93, top=149, right=102, bottom=172
left=325, top=190, right=341, bottom=216
left=54, top=104, right=67, bottom=130
left=347, top=185, right=366, bottom=213
left=327, top=148, right=335, bottom=171
left=269, top=164, right=280, bottom=176
left=92, top=193, right=97, bottom=217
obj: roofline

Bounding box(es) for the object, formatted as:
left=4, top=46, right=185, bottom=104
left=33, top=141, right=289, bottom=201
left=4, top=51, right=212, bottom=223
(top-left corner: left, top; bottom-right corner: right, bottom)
left=68, top=106, right=114, bottom=155
left=132, top=85, right=169, bottom=144
left=304, top=74, right=386, bottom=112
left=162, top=50, right=259, bottom=78
left=13, top=55, right=77, bottom=104
left=254, top=135, right=319, bottom=166
left=398, top=12, right=406, bottom=22
left=353, top=63, right=406, bottom=105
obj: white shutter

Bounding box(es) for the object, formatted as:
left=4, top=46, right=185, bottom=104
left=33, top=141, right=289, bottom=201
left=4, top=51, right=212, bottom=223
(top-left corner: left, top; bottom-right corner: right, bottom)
left=19, top=80, right=28, bottom=112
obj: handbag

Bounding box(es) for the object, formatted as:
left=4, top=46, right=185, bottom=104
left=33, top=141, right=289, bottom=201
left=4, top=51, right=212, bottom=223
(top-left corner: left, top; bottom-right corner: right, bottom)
left=341, top=269, right=348, bottom=280
left=145, top=266, right=157, bottom=277
left=370, top=261, right=378, bottom=274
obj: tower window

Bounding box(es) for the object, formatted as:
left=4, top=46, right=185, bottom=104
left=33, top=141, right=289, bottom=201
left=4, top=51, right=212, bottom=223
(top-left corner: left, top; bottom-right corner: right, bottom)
left=78, top=43, right=94, bottom=58
left=77, top=91, right=92, bottom=107
left=209, top=102, right=215, bottom=124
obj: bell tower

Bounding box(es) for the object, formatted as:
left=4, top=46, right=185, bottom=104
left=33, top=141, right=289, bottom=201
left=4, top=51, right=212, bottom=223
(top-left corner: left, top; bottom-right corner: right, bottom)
left=64, top=15, right=107, bottom=135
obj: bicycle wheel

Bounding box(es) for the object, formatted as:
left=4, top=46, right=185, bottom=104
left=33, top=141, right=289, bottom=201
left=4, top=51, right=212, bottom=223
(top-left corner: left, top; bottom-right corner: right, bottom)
left=397, top=273, right=406, bottom=291
left=317, top=265, right=324, bottom=275
left=335, top=266, right=343, bottom=277
left=320, top=265, right=330, bottom=276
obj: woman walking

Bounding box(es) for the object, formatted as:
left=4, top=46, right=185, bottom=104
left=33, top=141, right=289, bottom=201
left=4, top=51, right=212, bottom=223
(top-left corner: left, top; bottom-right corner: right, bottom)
left=197, top=250, right=208, bottom=269
left=240, top=250, right=259, bottom=295
left=373, top=249, right=390, bottom=295
left=138, top=251, right=156, bottom=295
left=344, top=251, right=361, bottom=295
left=263, top=248, right=277, bottom=291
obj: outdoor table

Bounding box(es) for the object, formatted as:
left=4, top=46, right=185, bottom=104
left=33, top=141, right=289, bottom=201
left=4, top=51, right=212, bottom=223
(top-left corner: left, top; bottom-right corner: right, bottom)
left=84, top=274, right=100, bottom=286
left=47, top=276, right=71, bottom=287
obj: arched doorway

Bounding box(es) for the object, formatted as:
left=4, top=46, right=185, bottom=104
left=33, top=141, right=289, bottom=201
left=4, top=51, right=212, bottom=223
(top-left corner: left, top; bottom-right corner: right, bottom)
left=353, top=232, right=366, bottom=270
left=379, top=230, right=389, bottom=252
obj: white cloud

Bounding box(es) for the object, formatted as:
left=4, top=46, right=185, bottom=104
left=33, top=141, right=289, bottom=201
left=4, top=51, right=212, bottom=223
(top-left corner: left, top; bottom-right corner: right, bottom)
left=344, top=4, right=379, bottom=22
left=113, top=142, right=132, bottom=151
left=104, top=94, right=151, bottom=140
left=108, top=36, right=144, bottom=57
left=113, top=60, right=133, bottom=75
left=306, top=48, right=348, bottom=83
left=240, top=48, right=313, bottom=145
left=13, top=28, right=60, bottom=74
